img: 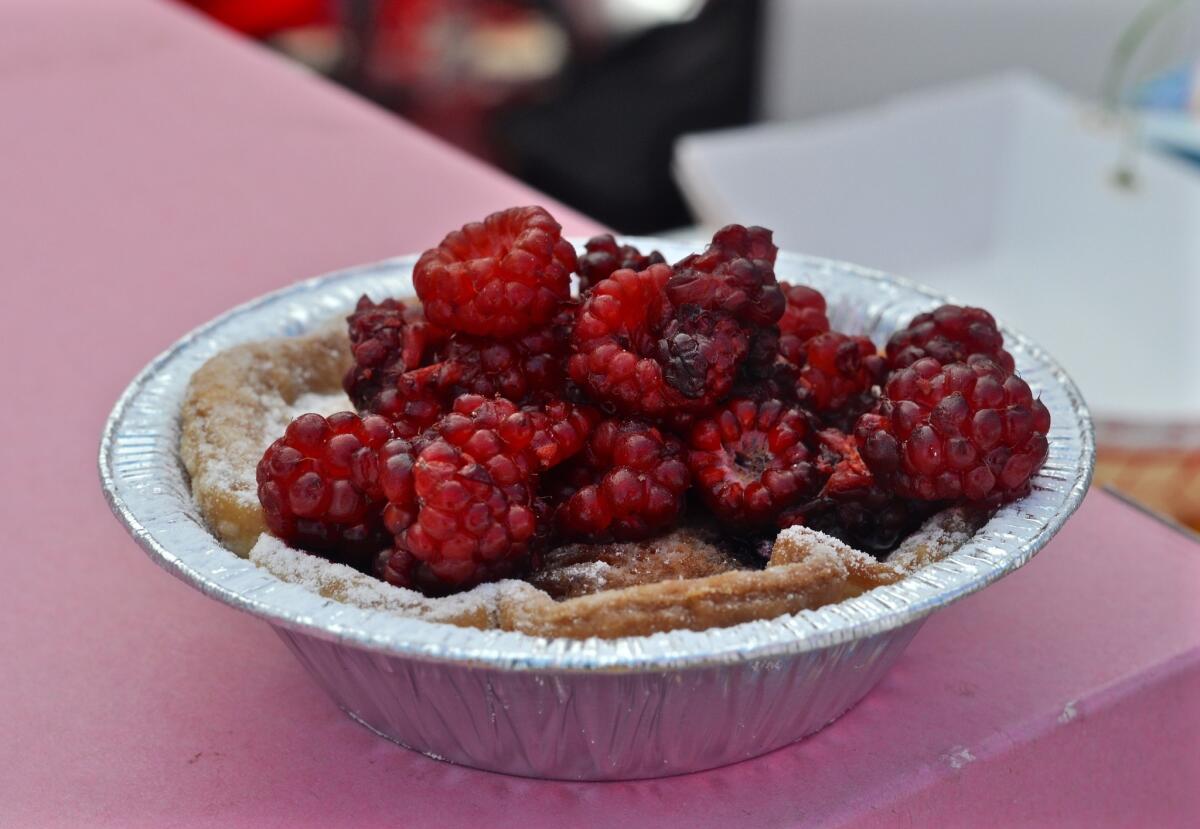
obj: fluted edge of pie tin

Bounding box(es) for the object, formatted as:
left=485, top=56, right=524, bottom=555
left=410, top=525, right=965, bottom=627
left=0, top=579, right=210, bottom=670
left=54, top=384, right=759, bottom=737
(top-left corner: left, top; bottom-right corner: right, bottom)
left=99, top=240, right=1094, bottom=779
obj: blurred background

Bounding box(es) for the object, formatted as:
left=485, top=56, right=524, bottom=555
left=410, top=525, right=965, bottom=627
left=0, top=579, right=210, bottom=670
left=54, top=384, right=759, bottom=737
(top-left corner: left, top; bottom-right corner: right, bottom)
left=181, top=0, right=1200, bottom=530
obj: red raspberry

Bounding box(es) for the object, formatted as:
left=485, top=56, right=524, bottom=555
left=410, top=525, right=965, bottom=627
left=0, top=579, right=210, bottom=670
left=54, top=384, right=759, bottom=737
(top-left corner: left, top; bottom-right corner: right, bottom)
left=855, top=355, right=1051, bottom=502
left=374, top=396, right=593, bottom=591
left=414, top=206, right=576, bottom=338
left=568, top=264, right=749, bottom=417
left=577, top=234, right=666, bottom=293
left=887, top=304, right=1015, bottom=372
left=436, top=394, right=596, bottom=481
left=343, top=296, right=449, bottom=412
left=257, top=411, right=395, bottom=563
left=667, top=224, right=784, bottom=327
left=797, top=331, right=886, bottom=413
left=687, top=399, right=824, bottom=526
left=385, top=437, right=538, bottom=589
left=778, top=282, right=830, bottom=365
left=554, top=419, right=691, bottom=541
left=439, top=303, right=576, bottom=403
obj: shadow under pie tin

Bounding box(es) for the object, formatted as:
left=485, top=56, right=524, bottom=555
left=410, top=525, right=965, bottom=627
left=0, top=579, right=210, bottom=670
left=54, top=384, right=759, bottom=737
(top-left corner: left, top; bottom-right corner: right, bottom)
left=99, top=240, right=1095, bottom=780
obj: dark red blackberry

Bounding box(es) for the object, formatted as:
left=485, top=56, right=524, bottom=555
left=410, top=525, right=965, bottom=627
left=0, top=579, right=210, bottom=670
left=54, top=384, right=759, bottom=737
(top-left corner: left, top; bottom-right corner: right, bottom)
left=778, top=282, right=830, bottom=365
left=667, top=224, right=784, bottom=327
left=343, top=296, right=449, bottom=412
left=554, top=419, right=691, bottom=541
left=855, top=355, right=1051, bottom=502
left=676, top=224, right=777, bottom=269
left=887, top=304, right=1015, bottom=372
left=568, top=263, right=749, bottom=418
left=797, top=332, right=886, bottom=413
left=820, top=392, right=882, bottom=434
left=414, top=205, right=576, bottom=337
left=439, top=302, right=576, bottom=403
left=734, top=283, right=835, bottom=403
left=732, top=325, right=809, bottom=404
left=577, top=234, right=666, bottom=293
left=687, top=399, right=825, bottom=527
left=256, top=412, right=395, bottom=564
left=778, top=429, right=934, bottom=554
left=363, top=305, right=579, bottom=435
left=374, top=545, right=418, bottom=589
left=780, top=485, right=933, bottom=555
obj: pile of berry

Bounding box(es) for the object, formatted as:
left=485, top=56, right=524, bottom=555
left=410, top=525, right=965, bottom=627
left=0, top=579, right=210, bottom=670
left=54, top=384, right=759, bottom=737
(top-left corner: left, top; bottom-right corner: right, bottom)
left=257, top=206, right=1051, bottom=594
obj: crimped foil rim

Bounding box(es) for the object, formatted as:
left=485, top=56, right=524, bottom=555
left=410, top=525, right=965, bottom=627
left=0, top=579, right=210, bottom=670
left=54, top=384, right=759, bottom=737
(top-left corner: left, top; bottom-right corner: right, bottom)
left=99, top=240, right=1095, bottom=672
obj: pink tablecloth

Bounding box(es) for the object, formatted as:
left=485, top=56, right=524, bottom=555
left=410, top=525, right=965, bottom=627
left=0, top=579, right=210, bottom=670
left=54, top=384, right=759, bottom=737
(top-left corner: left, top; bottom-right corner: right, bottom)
left=2, top=1, right=1198, bottom=826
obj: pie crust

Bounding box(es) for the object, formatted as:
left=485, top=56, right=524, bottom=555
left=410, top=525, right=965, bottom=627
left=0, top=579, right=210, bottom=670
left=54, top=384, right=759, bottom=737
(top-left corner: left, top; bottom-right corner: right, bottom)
left=181, top=320, right=983, bottom=639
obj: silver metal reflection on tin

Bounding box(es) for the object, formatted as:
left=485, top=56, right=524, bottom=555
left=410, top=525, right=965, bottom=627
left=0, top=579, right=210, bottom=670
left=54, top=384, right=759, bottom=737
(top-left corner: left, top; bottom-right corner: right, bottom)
left=99, top=241, right=1095, bottom=780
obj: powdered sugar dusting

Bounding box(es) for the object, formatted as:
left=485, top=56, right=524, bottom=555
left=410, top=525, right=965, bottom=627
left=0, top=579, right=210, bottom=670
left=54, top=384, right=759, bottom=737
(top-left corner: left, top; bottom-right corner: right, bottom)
left=249, top=533, right=539, bottom=625
left=218, top=390, right=352, bottom=507
left=887, top=507, right=977, bottom=570
left=772, top=507, right=980, bottom=580
left=774, top=524, right=902, bottom=575
left=783, top=532, right=853, bottom=580
left=250, top=508, right=977, bottom=628
left=545, top=560, right=613, bottom=592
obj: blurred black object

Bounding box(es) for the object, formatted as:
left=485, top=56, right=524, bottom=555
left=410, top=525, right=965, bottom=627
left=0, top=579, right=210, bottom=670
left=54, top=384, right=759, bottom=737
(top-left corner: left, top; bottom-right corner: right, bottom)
left=496, top=1, right=762, bottom=233
left=191, top=0, right=763, bottom=234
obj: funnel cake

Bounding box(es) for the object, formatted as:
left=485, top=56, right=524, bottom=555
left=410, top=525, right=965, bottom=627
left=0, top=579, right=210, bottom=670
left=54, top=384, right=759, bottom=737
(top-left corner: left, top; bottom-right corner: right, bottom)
left=182, top=322, right=983, bottom=639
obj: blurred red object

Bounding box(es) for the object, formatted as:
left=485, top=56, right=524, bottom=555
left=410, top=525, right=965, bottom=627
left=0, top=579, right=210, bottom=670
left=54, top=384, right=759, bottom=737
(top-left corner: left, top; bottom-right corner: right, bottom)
left=181, top=0, right=329, bottom=38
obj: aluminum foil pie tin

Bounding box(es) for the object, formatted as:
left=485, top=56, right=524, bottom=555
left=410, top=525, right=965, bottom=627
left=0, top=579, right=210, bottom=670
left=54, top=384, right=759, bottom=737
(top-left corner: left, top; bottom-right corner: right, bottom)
left=99, top=240, right=1095, bottom=780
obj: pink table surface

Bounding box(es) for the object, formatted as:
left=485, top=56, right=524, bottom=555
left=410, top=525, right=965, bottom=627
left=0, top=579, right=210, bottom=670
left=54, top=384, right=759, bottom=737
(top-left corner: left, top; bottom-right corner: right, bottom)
left=2, top=1, right=1198, bottom=826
